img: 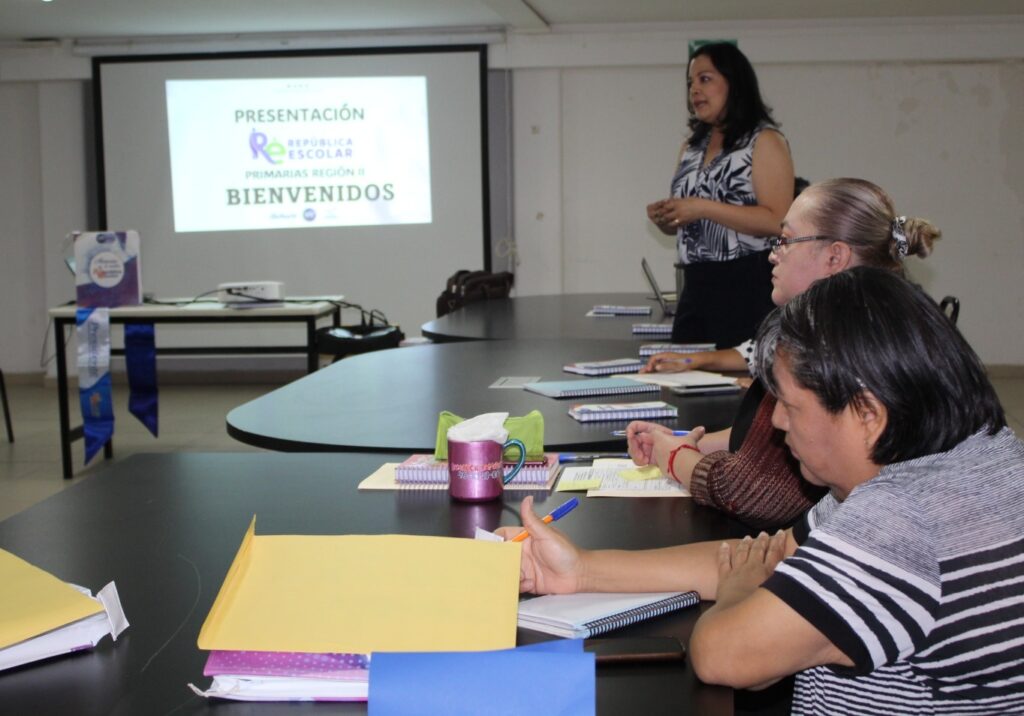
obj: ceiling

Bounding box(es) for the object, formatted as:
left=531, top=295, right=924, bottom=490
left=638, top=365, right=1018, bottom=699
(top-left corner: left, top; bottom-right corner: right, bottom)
left=2, top=0, right=1022, bottom=43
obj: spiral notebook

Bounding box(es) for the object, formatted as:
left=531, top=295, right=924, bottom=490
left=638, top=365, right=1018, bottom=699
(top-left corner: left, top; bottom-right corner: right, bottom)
left=638, top=343, right=716, bottom=357
left=590, top=305, right=652, bottom=316
left=631, top=323, right=673, bottom=335
left=568, top=401, right=677, bottom=423
left=563, top=358, right=644, bottom=376
left=523, top=377, right=660, bottom=399
left=627, top=370, right=740, bottom=395
left=518, top=591, right=700, bottom=638
left=395, top=453, right=559, bottom=485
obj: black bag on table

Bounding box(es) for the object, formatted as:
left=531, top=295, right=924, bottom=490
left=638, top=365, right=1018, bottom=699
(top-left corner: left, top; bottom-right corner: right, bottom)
left=435, top=270, right=514, bottom=317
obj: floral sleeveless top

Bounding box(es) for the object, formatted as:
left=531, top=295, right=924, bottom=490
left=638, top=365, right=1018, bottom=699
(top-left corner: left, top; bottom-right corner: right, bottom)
left=670, top=123, right=779, bottom=264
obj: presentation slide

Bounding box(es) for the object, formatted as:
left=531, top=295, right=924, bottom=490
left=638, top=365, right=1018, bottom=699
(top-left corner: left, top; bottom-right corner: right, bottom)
left=166, top=76, right=431, bottom=232
left=94, top=47, right=487, bottom=346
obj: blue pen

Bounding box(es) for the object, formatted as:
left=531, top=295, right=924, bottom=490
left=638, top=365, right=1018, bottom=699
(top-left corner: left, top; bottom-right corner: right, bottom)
left=558, top=453, right=630, bottom=463
left=610, top=429, right=690, bottom=437
left=510, top=497, right=579, bottom=542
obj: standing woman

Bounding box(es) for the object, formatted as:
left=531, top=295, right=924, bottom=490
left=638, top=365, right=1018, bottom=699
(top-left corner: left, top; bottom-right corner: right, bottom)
left=648, top=43, right=794, bottom=348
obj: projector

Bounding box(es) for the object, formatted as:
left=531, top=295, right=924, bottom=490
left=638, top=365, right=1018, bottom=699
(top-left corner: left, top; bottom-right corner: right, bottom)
left=217, top=281, right=285, bottom=304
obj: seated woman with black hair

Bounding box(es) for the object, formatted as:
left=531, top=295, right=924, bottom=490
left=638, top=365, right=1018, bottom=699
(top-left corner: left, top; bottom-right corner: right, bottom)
left=500, top=267, right=1024, bottom=714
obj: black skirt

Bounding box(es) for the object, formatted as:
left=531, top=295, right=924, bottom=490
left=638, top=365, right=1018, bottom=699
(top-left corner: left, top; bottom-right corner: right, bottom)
left=670, top=249, right=775, bottom=349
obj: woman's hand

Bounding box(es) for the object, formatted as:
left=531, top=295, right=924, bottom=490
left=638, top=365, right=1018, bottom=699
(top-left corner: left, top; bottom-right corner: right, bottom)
left=646, top=200, right=667, bottom=225
left=714, top=531, right=788, bottom=609
left=647, top=199, right=677, bottom=235
left=642, top=351, right=709, bottom=373
left=657, top=198, right=707, bottom=227
left=648, top=198, right=705, bottom=233
left=494, top=496, right=585, bottom=595
left=625, top=421, right=675, bottom=465
left=649, top=429, right=706, bottom=485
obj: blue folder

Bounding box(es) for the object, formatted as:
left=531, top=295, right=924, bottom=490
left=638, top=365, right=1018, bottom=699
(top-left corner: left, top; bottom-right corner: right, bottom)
left=368, top=640, right=595, bottom=715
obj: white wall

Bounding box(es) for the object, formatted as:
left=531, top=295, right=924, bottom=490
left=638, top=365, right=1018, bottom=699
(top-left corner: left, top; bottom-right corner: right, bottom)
left=763, top=61, right=1024, bottom=365
left=0, top=84, right=46, bottom=374
left=504, top=19, right=1024, bottom=366
left=2, top=17, right=1023, bottom=375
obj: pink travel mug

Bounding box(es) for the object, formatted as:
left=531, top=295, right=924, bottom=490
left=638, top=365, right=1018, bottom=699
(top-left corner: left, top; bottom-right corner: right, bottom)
left=447, top=438, right=526, bottom=502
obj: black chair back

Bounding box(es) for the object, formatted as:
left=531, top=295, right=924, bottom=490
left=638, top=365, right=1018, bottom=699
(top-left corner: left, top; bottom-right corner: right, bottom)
left=939, top=296, right=960, bottom=325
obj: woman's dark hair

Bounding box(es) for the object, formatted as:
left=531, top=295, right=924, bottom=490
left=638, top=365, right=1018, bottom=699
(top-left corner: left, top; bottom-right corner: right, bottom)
left=687, top=43, right=777, bottom=152
left=755, top=267, right=1005, bottom=465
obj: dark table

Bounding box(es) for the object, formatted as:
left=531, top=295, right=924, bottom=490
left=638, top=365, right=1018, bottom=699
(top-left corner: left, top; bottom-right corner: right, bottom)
left=421, top=293, right=673, bottom=343
left=227, top=339, right=742, bottom=453
left=0, top=452, right=748, bottom=715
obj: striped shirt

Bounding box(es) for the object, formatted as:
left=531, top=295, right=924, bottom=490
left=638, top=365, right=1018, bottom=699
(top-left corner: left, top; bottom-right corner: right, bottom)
left=763, top=427, right=1024, bottom=715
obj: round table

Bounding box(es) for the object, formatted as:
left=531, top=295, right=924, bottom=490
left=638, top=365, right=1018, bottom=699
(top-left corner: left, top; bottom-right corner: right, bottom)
left=421, top=293, right=673, bottom=342
left=227, top=338, right=741, bottom=453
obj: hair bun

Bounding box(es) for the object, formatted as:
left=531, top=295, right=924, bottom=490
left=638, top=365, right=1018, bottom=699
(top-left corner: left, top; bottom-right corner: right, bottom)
left=902, top=217, right=942, bottom=258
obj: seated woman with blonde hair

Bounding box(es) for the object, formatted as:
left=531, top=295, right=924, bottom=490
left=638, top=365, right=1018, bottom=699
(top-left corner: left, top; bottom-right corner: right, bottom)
left=629, top=178, right=941, bottom=528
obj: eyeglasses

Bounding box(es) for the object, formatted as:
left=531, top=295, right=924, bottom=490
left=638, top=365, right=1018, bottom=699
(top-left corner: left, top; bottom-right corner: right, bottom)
left=768, top=235, right=831, bottom=255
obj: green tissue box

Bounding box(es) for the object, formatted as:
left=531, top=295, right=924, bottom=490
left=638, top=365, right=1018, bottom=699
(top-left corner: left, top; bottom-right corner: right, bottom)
left=435, top=410, right=545, bottom=461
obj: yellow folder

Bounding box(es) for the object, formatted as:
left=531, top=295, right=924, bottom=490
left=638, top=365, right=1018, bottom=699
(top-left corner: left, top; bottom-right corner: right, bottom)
left=197, top=518, right=522, bottom=654
left=0, top=549, right=102, bottom=649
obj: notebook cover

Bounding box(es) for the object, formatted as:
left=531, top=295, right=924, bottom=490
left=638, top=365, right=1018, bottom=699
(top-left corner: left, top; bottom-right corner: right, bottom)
left=395, top=454, right=557, bottom=484
left=517, top=591, right=700, bottom=638
left=568, top=401, right=677, bottom=423
left=591, top=305, right=651, bottom=315
left=638, top=343, right=716, bottom=356
left=204, top=650, right=369, bottom=680
left=523, top=377, right=660, bottom=399
left=631, top=323, right=673, bottom=334
left=359, top=463, right=561, bottom=492
left=563, top=358, right=643, bottom=376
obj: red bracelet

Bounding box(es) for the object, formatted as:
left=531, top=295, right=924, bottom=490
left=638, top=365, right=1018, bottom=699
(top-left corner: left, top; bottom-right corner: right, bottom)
left=667, top=443, right=701, bottom=482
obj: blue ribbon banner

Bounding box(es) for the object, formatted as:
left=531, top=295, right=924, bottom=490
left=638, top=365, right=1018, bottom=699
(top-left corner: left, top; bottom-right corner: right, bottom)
left=72, top=230, right=157, bottom=461
left=125, top=323, right=158, bottom=437
left=76, top=308, right=114, bottom=464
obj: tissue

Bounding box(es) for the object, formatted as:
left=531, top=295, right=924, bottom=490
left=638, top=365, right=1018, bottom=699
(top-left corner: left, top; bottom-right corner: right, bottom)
left=446, top=412, right=509, bottom=444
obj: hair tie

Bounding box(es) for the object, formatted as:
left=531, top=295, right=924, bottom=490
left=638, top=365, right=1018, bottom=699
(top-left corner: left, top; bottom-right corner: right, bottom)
left=891, top=216, right=908, bottom=257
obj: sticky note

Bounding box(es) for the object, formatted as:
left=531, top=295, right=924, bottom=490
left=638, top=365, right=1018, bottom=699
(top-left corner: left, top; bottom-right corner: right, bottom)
left=556, top=478, right=601, bottom=492
left=617, top=466, right=665, bottom=481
